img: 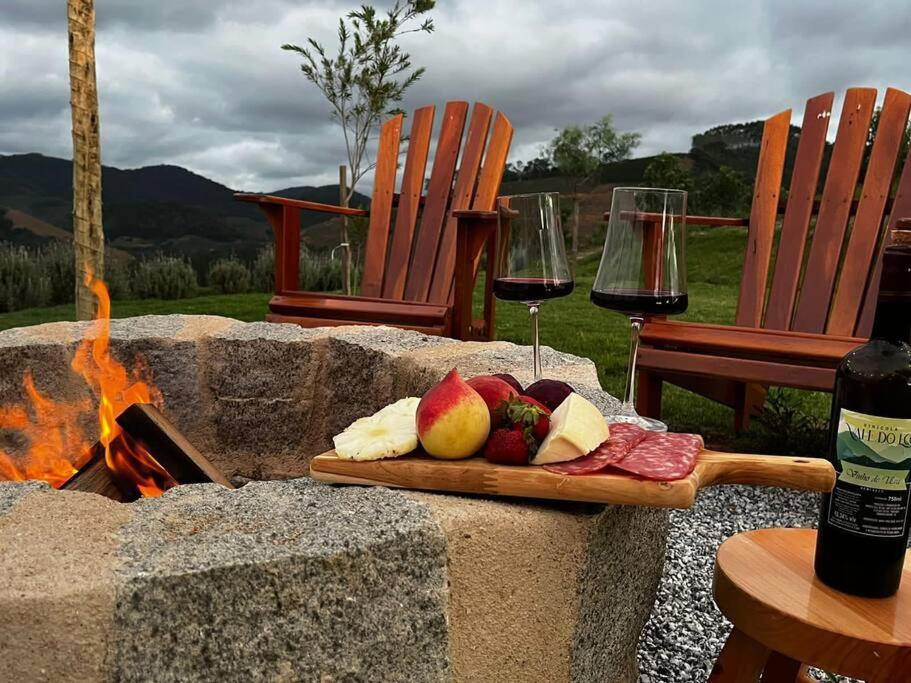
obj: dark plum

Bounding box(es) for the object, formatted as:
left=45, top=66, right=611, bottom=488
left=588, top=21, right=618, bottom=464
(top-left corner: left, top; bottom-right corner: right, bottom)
left=493, top=373, right=523, bottom=394
left=523, top=379, right=574, bottom=412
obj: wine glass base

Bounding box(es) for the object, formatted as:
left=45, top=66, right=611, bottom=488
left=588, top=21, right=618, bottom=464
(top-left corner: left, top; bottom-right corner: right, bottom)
left=609, top=413, right=668, bottom=432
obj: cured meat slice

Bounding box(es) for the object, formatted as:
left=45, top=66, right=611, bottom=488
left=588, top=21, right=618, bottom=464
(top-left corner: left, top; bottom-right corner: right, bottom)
left=544, top=423, right=648, bottom=475
left=610, top=432, right=703, bottom=481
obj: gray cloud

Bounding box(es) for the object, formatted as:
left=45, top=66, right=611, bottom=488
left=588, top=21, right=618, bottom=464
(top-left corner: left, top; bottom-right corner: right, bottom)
left=1, top=0, right=908, bottom=192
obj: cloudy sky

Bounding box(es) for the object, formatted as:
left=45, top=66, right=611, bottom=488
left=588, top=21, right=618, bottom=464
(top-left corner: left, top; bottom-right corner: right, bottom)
left=1, top=0, right=908, bottom=192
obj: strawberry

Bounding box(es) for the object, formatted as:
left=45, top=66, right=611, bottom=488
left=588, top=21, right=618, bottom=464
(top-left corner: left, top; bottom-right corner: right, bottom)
left=494, top=395, right=551, bottom=451
left=483, top=428, right=530, bottom=465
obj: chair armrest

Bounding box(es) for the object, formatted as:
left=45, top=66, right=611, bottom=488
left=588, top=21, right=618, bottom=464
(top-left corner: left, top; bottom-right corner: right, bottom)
left=279, top=290, right=448, bottom=311
left=270, top=292, right=449, bottom=327
left=235, top=193, right=369, bottom=217
left=453, top=201, right=517, bottom=221
left=602, top=211, right=748, bottom=227
left=452, top=209, right=497, bottom=220
left=640, top=319, right=865, bottom=365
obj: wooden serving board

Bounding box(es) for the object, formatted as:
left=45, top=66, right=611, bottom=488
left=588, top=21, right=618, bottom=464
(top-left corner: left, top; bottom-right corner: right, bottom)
left=309, top=450, right=836, bottom=509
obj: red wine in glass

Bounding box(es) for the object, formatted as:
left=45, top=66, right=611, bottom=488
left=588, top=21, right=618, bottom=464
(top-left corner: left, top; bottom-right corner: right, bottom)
left=493, top=277, right=575, bottom=302
left=592, top=187, right=688, bottom=431
left=495, top=192, right=573, bottom=380
left=590, top=288, right=688, bottom=316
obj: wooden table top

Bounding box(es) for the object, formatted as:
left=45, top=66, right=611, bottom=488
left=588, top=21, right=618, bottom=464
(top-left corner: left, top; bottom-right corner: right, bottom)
left=713, top=528, right=910, bottom=680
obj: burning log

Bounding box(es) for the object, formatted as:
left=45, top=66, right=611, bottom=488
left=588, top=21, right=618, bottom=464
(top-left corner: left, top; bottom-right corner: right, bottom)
left=61, top=441, right=128, bottom=502
left=60, top=403, right=233, bottom=502
left=116, top=404, right=233, bottom=489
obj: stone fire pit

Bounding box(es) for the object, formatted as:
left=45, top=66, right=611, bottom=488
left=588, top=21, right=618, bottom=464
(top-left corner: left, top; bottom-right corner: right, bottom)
left=0, top=317, right=669, bottom=682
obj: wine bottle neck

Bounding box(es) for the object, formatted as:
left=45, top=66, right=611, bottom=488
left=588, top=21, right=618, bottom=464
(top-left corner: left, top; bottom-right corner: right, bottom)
left=871, top=244, right=911, bottom=344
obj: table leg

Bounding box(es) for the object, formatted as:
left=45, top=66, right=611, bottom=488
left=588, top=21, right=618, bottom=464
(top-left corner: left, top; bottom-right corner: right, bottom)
left=761, top=652, right=804, bottom=682
left=708, top=628, right=771, bottom=682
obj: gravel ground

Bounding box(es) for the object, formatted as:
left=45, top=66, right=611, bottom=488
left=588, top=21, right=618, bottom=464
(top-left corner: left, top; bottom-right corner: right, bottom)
left=636, top=485, right=839, bottom=683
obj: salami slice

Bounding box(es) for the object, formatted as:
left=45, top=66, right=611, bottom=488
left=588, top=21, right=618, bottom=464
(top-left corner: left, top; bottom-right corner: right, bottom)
left=609, top=432, right=703, bottom=481
left=544, top=423, right=649, bottom=475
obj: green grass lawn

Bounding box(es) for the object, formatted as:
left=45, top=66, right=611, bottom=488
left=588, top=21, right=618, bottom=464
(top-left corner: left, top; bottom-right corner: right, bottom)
left=0, top=227, right=831, bottom=453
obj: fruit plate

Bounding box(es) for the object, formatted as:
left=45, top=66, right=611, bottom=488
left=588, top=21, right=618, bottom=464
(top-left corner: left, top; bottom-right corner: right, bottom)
left=309, top=451, right=836, bottom=509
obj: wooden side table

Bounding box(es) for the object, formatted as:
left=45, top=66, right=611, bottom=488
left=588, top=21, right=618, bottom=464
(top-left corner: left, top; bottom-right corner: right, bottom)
left=708, top=528, right=910, bottom=682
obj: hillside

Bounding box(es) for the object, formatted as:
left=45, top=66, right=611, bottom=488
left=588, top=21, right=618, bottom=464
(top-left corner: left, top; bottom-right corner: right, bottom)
left=0, top=153, right=369, bottom=268
left=0, top=118, right=816, bottom=268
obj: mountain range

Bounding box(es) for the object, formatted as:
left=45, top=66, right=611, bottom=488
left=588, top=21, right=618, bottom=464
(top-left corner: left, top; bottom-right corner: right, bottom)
left=0, top=153, right=369, bottom=269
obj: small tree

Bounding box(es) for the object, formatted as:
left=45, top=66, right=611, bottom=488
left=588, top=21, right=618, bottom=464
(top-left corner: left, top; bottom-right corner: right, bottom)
left=548, top=115, right=640, bottom=268
left=694, top=166, right=750, bottom=216
left=283, top=0, right=435, bottom=294
left=643, top=152, right=692, bottom=192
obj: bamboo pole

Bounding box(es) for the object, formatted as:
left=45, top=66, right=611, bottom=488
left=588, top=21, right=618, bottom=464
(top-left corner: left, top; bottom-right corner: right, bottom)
left=68, top=0, right=104, bottom=318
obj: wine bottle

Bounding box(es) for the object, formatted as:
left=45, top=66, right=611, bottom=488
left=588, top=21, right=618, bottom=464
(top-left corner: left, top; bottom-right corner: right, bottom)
left=814, top=228, right=911, bottom=598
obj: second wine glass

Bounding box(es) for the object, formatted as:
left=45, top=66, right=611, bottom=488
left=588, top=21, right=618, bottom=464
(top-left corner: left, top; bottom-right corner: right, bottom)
left=494, top=192, right=574, bottom=381
left=591, top=187, right=688, bottom=431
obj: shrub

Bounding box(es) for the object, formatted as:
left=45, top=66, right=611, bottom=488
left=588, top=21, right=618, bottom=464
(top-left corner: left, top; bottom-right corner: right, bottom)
left=0, top=244, right=51, bottom=312
left=104, top=254, right=132, bottom=300
left=756, top=389, right=829, bottom=456
left=131, top=254, right=199, bottom=299
left=300, top=247, right=342, bottom=291
left=251, top=244, right=275, bottom=292
left=250, top=244, right=347, bottom=293
left=208, top=256, right=251, bottom=294
left=39, top=241, right=76, bottom=305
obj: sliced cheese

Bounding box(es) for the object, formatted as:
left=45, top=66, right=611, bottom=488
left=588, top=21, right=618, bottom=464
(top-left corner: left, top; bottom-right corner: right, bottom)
left=530, top=393, right=610, bottom=465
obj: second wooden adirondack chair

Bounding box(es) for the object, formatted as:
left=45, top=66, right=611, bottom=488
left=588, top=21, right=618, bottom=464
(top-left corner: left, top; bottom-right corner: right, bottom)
left=633, top=87, right=911, bottom=431
left=236, top=101, right=513, bottom=341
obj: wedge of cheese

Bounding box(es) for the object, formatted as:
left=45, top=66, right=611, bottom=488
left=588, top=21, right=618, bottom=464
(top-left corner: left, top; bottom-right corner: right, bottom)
left=530, top=393, right=610, bottom=465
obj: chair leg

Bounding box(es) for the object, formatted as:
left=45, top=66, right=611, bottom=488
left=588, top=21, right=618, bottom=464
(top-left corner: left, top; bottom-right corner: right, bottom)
left=734, top=383, right=751, bottom=434
left=760, top=652, right=804, bottom=682
left=708, top=628, right=771, bottom=682
left=637, top=370, right=663, bottom=419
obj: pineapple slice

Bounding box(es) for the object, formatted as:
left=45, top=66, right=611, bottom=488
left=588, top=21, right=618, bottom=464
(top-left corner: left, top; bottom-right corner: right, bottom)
left=333, top=397, right=420, bottom=461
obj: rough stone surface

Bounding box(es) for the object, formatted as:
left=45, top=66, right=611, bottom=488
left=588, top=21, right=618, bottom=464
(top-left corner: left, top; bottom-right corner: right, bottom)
left=0, top=316, right=666, bottom=682
left=408, top=493, right=590, bottom=682
left=203, top=323, right=321, bottom=477
left=0, top=479, right=48, bottom=514
left=0, top=485, right=131, bottom=683
left=111, top=479, right=451, bottom=682
left=573, top=505, right=669, bottom=682
left=409, top=493, right=667, bottom=683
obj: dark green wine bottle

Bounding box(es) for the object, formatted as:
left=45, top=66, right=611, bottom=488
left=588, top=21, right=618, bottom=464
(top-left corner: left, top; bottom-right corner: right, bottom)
left=814, top=229, right=911, bottom=598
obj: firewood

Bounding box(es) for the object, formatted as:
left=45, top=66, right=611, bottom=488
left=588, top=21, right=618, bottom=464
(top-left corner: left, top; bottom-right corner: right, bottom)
left=60, top=442, right=134, bottom=502
left=115, top=404, right=234, bottom=490
left=61, top=403, right=232, bottom=501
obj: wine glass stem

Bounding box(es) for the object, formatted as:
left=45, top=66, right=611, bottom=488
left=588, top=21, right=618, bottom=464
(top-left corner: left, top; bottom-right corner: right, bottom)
left=529, top=303, right=542, bottom=381
left=622, top=316, right=644, bottom=414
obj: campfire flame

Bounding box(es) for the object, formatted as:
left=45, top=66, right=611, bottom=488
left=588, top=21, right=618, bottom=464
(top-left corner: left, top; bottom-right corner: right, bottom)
left=0, top=274, right=177, bottom=496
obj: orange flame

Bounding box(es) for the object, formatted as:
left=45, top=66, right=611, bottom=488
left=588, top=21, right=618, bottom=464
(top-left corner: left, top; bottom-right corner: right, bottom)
left=0, top=274, right=177, bottom=496
left=0, top=373, right=89, bottom=486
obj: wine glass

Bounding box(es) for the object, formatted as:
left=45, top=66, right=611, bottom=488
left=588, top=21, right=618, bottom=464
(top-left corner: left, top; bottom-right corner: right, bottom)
left=494, top=192, right=574, bottom=380
left=592, top=187, right=687, bottom=431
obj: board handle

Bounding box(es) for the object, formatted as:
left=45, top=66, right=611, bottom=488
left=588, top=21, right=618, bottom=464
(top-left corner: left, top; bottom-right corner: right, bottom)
left=697, top=451, right=835, bottom=493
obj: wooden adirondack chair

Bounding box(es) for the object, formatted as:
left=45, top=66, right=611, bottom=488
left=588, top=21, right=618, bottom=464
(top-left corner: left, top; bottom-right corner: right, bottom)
left=235, top=101, right=513, bottom=340
left=633, top=87, right=911, bottom=431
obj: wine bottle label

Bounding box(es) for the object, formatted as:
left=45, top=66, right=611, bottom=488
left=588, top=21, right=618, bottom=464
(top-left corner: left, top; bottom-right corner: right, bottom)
left=827, top=409, right=911, bottom=538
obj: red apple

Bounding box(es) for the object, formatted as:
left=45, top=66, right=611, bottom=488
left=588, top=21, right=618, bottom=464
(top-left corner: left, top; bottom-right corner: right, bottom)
left=466, top=375, right=518, bottom=423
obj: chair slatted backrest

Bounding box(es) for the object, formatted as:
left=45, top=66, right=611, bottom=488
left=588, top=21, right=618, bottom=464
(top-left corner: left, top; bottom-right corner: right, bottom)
left=735, top=87, right=911, bottom=338
left=358, top=101, right=513, bottom=304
